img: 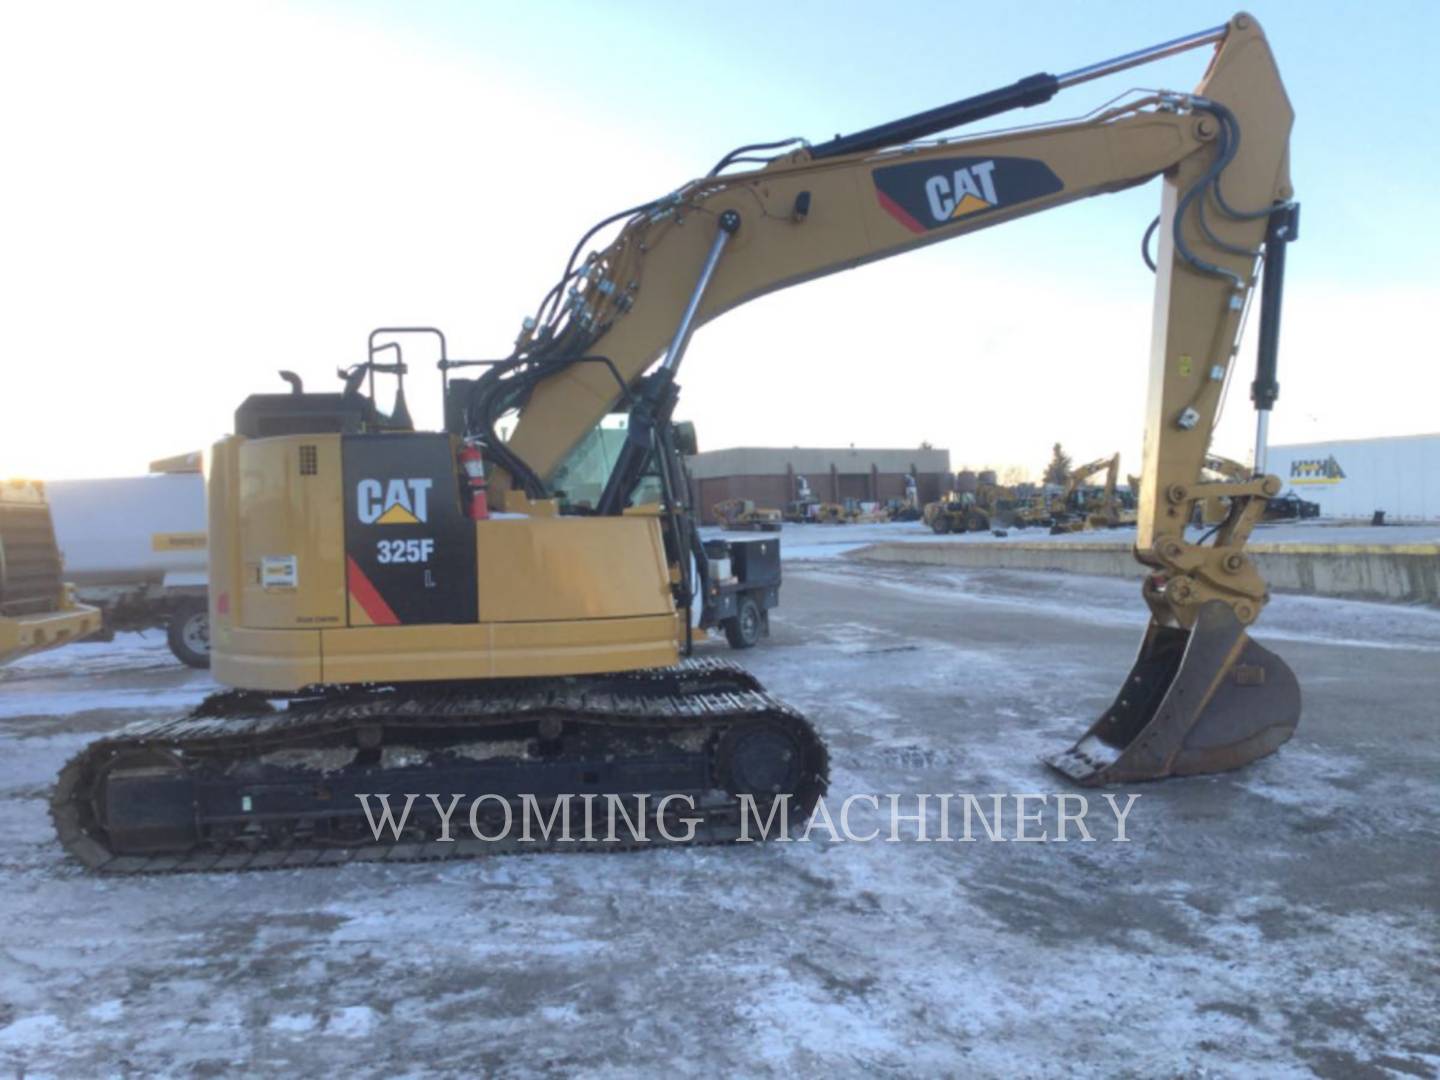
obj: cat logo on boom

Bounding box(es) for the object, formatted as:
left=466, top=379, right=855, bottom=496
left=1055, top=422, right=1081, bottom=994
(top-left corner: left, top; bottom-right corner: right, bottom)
left=924, top=160, right=999, bottom=221
left=872, top=155, right=1064, bottom=235
left=356, top=478, right=432, bottom=525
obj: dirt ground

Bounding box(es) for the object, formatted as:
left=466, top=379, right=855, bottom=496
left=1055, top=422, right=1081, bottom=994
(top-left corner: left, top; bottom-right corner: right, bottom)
left=1, top=559, right=1436, bottom=1077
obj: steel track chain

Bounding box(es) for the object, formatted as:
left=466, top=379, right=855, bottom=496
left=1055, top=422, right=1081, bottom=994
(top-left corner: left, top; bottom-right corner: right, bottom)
left=51, top=658, right=828, bottom=875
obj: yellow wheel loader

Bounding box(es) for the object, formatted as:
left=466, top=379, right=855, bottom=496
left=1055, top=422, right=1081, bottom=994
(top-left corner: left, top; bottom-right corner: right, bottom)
left=929, top=473, right=1033, bottom=534
left=55, top=14, right=1302, bottom=872
left=815, top=499, right=888, bottom=525
left=0, top=480, right=101, bottom=667
left=923, top=493, right=988, bottom=535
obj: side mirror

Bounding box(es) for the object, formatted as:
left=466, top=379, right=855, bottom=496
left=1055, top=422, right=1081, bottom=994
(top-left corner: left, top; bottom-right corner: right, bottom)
left=672, top=420, right=699, bottom=457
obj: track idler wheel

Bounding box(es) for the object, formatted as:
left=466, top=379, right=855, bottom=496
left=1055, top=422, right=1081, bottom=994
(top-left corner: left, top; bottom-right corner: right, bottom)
left=1046, top=601, right=1300, bottom=785
left=716, top=717, right=827, bottom=816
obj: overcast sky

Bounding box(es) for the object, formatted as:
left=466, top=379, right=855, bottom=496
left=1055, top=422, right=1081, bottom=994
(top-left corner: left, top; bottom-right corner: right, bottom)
left=3, top=0, right=1436, bottom=481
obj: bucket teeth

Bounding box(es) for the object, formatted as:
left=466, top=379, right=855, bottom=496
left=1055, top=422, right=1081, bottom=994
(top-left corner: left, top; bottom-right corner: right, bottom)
left=1047, top=601, right=1301, bottom=786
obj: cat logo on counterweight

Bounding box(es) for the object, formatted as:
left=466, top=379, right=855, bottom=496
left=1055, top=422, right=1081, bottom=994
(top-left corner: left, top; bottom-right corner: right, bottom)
left=356, top=478, right=432, bottom=525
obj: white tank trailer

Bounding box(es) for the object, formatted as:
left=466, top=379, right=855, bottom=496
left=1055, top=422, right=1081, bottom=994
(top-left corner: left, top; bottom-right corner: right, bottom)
left=45, top=458, right=210, bottom=667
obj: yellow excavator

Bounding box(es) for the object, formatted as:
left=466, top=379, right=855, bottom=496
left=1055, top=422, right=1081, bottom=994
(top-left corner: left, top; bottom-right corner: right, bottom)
left=1048, top=453, right=1123, bottom=532
left=1, top=480, right=101, bottom=667
left=54, top=13, right=1301, bottom=872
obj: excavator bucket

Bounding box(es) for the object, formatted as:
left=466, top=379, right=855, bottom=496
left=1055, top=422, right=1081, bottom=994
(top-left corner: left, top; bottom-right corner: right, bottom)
left=1046, top=601, right=1300, bottom=786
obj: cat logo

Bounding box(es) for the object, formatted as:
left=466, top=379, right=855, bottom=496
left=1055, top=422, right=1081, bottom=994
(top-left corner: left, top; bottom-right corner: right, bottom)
left=924, top=160, right=999, bottom=222
left=872, top=155, right=1064, bottom=235
left=1289, top=456, right=1346, bottom=485
left=357, top=478, right=432, bottom=524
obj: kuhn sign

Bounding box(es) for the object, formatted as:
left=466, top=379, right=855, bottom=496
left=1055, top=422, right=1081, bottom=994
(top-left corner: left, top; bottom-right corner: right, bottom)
left=1289, top=455, right=1346, bottom=485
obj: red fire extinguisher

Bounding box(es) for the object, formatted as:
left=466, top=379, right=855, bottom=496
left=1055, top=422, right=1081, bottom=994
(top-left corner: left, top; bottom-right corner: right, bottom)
left=459, top=442, right=489, bottom=520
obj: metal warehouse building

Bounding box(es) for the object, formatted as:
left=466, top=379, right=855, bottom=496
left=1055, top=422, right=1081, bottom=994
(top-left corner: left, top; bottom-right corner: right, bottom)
left=687, top=446, right=951, bottom=523
left=1268, top=433, right=1440, bottom=521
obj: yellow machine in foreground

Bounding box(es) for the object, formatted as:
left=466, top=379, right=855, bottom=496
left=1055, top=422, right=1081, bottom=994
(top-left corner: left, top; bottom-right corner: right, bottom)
left=56, top=14, right=1301, bottom=872
left=0, top=480, right=100, bottom=666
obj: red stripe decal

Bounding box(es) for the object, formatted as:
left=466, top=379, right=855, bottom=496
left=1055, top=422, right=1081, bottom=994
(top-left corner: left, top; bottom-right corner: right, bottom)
left=347, top=555, right=400, bottom=625
left=876, top=188, right=926, bottom=235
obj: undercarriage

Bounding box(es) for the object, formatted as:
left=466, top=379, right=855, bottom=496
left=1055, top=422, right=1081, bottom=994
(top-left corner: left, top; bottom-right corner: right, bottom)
left=52, top=659, right=828, bottom=874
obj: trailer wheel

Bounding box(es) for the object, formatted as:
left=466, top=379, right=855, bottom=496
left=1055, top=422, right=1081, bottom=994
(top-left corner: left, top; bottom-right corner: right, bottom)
left=167, top=599, right=211, bottom=669
left=723, top=595, right=762, bottom=650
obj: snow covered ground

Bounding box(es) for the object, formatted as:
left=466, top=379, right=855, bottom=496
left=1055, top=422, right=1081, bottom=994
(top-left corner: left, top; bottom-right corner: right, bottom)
left=1, top=567, right=1436, bottom=1076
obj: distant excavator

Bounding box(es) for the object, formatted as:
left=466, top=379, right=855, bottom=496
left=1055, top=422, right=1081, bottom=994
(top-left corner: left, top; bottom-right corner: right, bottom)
left=1049, top=453, right=1123, bottom=532
left=888, top=473, right=923, bottom=522
left=783, top=475, right=819, bottom=523
left=56, top=14, right=1301, bottom=872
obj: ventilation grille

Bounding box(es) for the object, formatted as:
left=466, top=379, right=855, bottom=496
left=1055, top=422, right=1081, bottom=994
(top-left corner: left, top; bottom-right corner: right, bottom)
left=299, top=445, right=318, bottom=475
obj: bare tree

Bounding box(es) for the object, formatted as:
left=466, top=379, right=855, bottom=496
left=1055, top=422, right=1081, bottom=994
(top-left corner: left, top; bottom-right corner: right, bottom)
left=1044, top=443, right=1072, bottom=485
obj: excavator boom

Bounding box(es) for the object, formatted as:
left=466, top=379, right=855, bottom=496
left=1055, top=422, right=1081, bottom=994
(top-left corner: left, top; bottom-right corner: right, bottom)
left=483, top=11, right=1299, bottom=783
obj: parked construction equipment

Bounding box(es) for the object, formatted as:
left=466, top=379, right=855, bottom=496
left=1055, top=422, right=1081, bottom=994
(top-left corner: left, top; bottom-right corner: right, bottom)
left=1049, top=454, right=1123, bottom=532
left=46, top=459, right=211, bottom=668
left=924, top=471, right=1026, bottom=533
left=817, top=499, right=889, bottom=524
left=923, top=492, right=984, bottom=534
left=1264, top=491, right=1320, bottom=521
left=783, top=475, right=819, bottom=523
left=712, top=498, right=783, bottom=532
left=0, top=480, right=101, bottom=666
left=55, top=14, right=1301, bottom=872
left=885, top=474, right=923, bottom=522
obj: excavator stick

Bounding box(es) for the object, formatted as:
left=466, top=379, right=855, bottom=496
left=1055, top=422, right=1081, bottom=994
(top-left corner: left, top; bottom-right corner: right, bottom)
left=1046, top=602, right=1299, bottom=785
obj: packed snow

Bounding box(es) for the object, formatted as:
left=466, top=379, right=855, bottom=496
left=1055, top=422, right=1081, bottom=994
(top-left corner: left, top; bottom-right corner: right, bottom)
left=0, top=561, right=1435, bottom=1075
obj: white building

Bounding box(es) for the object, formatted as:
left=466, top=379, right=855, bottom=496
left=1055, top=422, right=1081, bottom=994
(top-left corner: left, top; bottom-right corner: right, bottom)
left=1267, top=433, right=1440, bottom=521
